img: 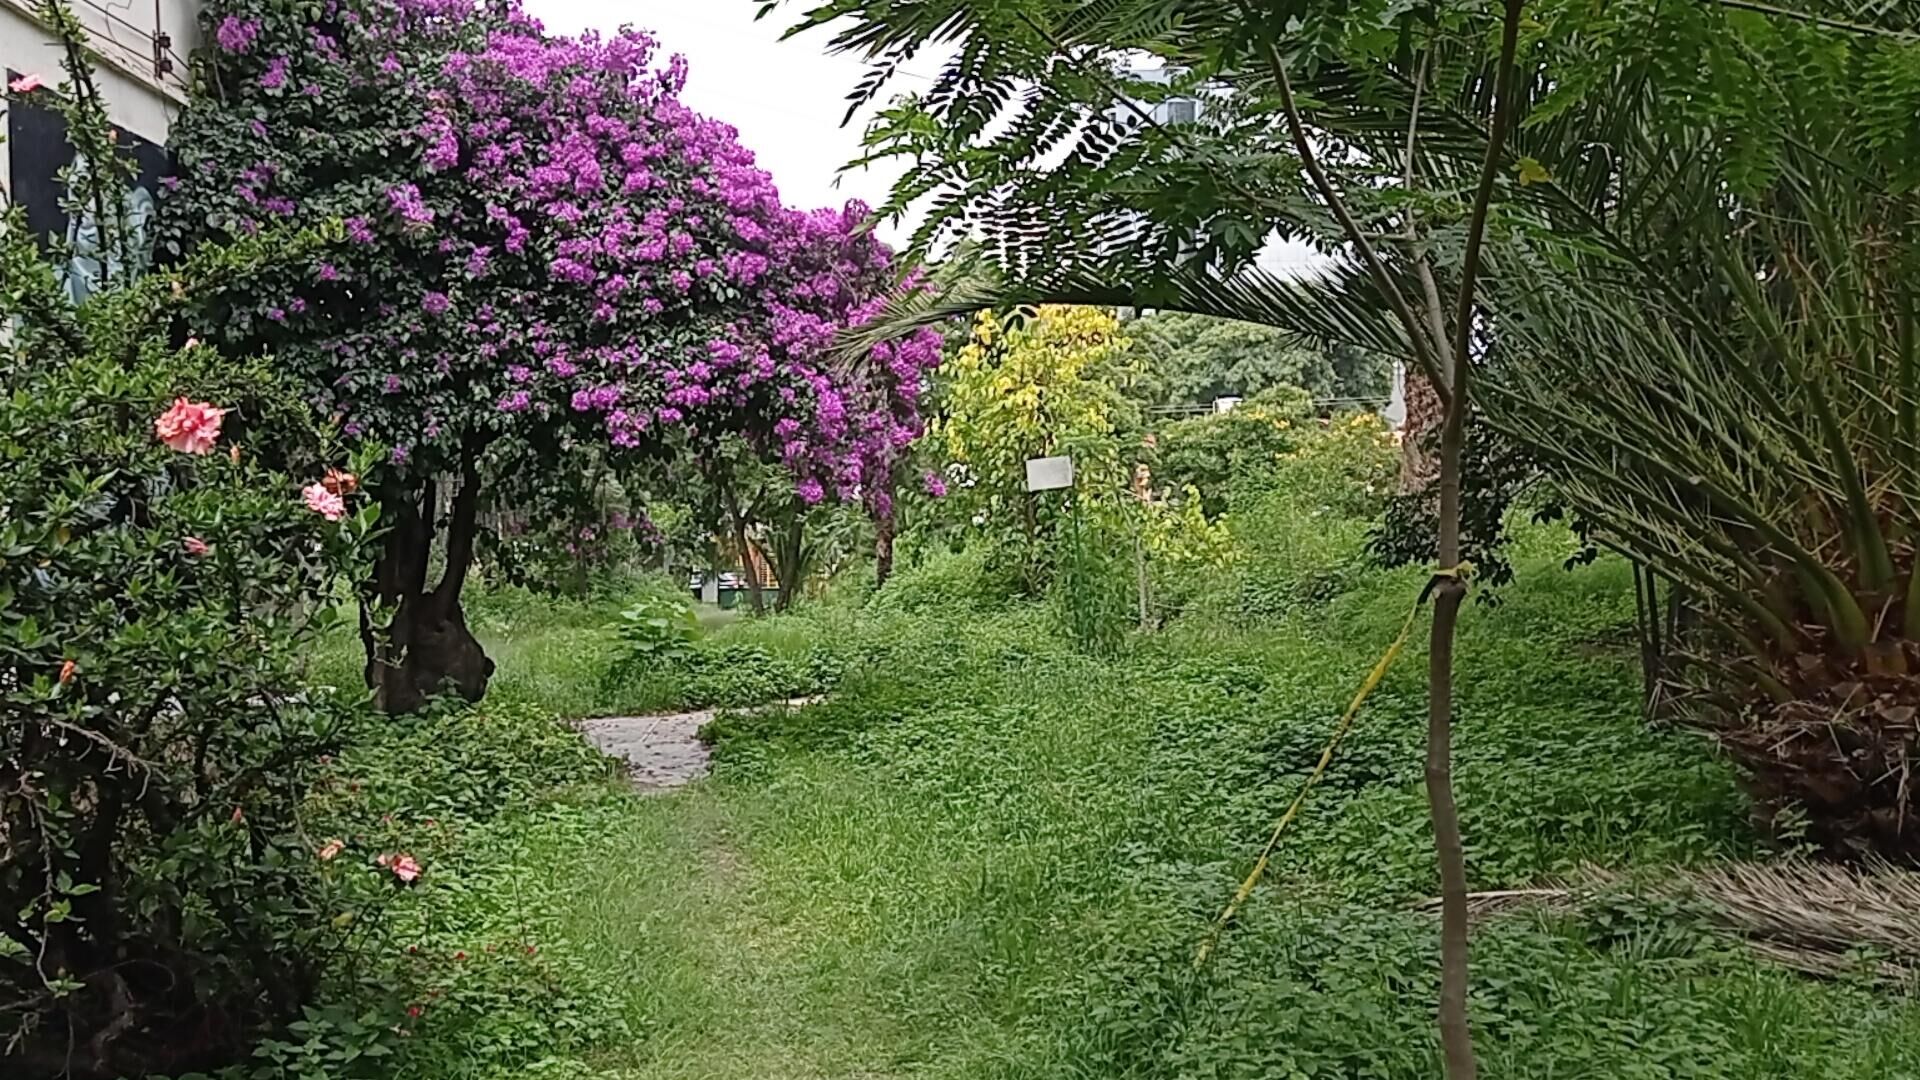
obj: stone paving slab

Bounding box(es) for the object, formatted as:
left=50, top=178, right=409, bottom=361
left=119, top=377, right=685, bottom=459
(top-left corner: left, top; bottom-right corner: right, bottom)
left=578, top=698, right=819, bottom=793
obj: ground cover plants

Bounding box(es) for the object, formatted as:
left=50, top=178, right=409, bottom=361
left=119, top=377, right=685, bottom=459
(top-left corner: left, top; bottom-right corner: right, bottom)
left=241, top=522, right=1920, bottom=1080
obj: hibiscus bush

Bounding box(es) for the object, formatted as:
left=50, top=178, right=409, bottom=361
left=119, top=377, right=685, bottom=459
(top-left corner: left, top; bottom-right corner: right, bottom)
left=0, top=28, right=376, bottom=1075
left=160, top=0, right=942, bottom=711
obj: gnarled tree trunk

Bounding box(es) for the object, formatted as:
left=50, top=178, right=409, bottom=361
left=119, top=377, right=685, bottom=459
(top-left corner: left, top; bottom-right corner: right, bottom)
left=361, top=456, right=495, bottom=714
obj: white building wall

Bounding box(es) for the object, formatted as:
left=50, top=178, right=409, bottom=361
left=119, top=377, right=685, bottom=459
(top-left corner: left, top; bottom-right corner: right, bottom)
left=1, top=0, right=197, bottom=200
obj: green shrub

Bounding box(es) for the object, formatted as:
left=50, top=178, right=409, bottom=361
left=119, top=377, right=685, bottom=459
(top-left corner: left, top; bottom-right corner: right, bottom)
left=678, top=642, right=834, bottom=708
left=1151, top=388, right=1313, bottom=517
left=1050, top=513, right=1137, bottom=655
left=868, top=544, right=1013, bottom=615
left=230, top=703, right=626, bottom=1080
left=1193, top=483, right=1376, bottom=623
left=316, top=700, right=615, bottom=825
left=0, top=202, right=372, bottom=1073
left=601, top=640, right=835, bottom=713
left=600, top=590, right=698, bottom=691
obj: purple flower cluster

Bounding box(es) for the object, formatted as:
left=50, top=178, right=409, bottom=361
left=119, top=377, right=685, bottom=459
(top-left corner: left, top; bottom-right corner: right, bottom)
left=216, top=14, right=259, bottom=53
left=386, top=183, right=434, bottom=228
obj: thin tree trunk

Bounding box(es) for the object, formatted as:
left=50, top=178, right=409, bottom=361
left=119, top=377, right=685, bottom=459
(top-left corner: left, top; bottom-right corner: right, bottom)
left=432, top=453, right=482, bottom=622
left=875, top=512, right=897, bottom=589
left=771, top=513, right=806, bottom=613
left=1428, top=413, right=1474, bottom=1080
left=723, top=483, right=766, bottom=615
left=1427, top=5, right=1526, bottom=1076
left=1253, top=2, right=1525, bottom=1072
left=738, top=527, right=765, bottom=614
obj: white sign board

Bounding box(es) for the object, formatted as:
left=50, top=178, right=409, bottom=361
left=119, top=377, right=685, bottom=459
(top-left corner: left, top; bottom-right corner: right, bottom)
left=1025, top=455, right=1075, bottom=492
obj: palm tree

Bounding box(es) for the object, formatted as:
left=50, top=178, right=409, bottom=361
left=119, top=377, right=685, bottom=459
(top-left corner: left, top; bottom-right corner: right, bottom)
left=828, top=1, right=1920, bottom=857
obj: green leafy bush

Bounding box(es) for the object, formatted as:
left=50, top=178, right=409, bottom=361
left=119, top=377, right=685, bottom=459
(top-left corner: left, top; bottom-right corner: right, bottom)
left=601, top=591, right=698, bottom=690
left=1190, top=481, right=1375, bottom=623
left=219, top=703, right=626, bottom=1080
left=869, top=544, right=1014, bottom=615
left=0, top=197, right=372, bottom=1076
left=678, top=643, right=835, bottom=708
left=1150, top=387, right=1313, bottom=518
left=1367, top=416, right=1540, bottom=593
left=608, top=641, right=834, bottom=713
left=1050, top=512, right=1137, bottom=655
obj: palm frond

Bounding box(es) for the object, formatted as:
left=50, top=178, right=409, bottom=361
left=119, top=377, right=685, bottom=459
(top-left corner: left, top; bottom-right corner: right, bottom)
left=839, top=252, right=1405, bottom=369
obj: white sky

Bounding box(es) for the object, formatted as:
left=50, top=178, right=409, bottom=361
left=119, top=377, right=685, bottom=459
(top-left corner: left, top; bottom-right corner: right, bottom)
left=525, top=0, right=1326, bottom=275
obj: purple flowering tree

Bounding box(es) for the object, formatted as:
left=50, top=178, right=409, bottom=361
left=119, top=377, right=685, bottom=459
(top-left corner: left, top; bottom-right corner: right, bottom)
left=161, top=0, right=941, bottom=711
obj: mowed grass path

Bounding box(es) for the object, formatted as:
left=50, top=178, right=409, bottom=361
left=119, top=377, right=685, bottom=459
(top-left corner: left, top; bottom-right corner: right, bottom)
left=492, top=552, right=1920, bottom=1080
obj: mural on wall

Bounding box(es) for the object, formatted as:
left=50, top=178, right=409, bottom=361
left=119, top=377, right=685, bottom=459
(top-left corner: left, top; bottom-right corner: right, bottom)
left=6, top=71, right=172, bottom=301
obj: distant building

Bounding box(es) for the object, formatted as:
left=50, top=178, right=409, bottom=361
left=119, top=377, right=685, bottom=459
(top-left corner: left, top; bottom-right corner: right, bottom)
left=1108, top=66, right=1205, bottom=129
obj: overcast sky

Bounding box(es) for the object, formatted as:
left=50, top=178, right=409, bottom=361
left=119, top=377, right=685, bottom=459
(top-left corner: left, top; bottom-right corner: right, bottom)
left=525, top=0, right=1326, bottom=275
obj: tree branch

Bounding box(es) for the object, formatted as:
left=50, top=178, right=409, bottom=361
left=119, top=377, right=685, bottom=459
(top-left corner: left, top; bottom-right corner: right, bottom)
left=1447, top=1, right=1525, bottom=392
left=1400, top=51, right=1458, bottom=390
left=433, top=450, right=483, bottom=619
left=1705, top=0, right=1915, bottom=39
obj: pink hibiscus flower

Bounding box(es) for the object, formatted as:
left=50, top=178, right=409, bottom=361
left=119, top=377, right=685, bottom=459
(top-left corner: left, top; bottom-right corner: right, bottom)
left=302, top=482, right=347, bottom=521
left=376, top=852, right=422, bottom=883
left=9, top=73, right=44, bottom=94
left=317, top=838, right=345, bottom=862
left=154, top=398, right=227, bottom=454
left=183, top=536, right=211, bottom=556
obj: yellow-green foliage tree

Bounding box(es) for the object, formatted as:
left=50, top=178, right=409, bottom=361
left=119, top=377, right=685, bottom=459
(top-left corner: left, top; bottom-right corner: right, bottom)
left=932, top=305, right=1139, bottom=590
left=932, top=305, right=1233, bottom=622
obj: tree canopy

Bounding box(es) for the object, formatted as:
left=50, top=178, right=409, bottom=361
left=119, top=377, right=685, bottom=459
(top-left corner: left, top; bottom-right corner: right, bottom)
left=161, top=0, right=941, bottom=708
left=1126, top=312, right=1389, bottom=408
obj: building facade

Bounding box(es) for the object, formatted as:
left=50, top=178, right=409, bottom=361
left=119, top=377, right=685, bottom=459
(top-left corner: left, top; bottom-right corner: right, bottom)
left=3, top=0, right=196, bottom=291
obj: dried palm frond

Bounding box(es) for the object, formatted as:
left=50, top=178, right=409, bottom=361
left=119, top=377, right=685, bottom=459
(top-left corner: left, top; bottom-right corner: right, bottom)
left=1421, top=860, right=1920, bottom=983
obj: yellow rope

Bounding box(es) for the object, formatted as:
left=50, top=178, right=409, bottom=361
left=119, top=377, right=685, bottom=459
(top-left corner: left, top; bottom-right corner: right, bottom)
left=1192, top=564, right=1471, bottom=970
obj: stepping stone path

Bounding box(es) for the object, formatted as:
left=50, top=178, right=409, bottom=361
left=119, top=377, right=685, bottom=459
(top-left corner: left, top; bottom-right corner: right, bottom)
left=579, top=698, right=817, bottom=792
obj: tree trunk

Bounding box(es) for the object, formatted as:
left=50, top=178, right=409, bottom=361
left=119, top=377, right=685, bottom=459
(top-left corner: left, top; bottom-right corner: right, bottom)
left=361, top=461, right=494, bottom=714
left=1426, top=6, right=1525, bottom=1076
left=874, top=513, right=896, bottom=589
left=1401, top=366, right=1443, bottom=494
left=716, top=477, right=767, bottom=614
left=1428, top=408, right=1475, bottom=1080
left=775, top=514, right=805, bottom=613
left=373, top=588, right=491, bottom=714
left=1260, top=6, right=1526, bottom=1073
